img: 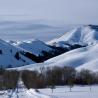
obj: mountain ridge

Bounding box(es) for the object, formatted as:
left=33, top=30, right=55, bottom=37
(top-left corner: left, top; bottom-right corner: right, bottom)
left=48, top=25, right=98, bottom=47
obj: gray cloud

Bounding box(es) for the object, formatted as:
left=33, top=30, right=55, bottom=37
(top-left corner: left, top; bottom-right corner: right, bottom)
left=0, top=0, right=98, bottom=24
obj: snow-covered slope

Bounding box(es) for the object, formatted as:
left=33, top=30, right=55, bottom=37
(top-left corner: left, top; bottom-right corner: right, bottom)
left=13, top=43, right=98, bottom=71
left=0, top=39, right=37, bottom=68
left=9, top=39, right=52, bottom=56
left=41, top=43, right=98, bottom=71
left=4, top=25, right=98, bottom=71
left=48, top=25, right=98, bottom=47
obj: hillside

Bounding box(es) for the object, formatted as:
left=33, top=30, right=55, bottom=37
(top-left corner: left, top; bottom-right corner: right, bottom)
left=48, top=25, right=98, bottom=47
left=9, top=39, right=52, bottom=56
left=43, top=43, right=98, bottom=71
left=13, top=25, right=98, bottom=71
left=0, top=39, right=40, bottom=68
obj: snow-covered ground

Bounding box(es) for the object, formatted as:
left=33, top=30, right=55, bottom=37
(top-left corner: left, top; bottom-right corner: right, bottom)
left=40, top=85, right=98, bottom=98
left=0, top=88, right=51, bottom=98
left=0, top=86, right=98, bottom=98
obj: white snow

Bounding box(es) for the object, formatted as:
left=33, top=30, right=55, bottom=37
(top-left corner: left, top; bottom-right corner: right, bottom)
left=0, top=85, right=98, bottom=98
left=39, top=85, right=98, bottom=98
left=43, top=43, right=98, bottom=71
left=1, top=25, right=98, bottom=71
left=12, top=43, right=98, bottom=71
left=8, top=25, right=98, bottom=71
left=0, top=39, right=35, bottom=68
left=1, top=25, right=98, bottom=97
left=48, top=26, right=98, bottom=47
left=0, top=88, right=51, bottom=98
left=11, top=39, right=52, bottom=56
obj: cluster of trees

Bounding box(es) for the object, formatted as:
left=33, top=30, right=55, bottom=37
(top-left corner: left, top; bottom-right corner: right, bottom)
left=20, top=51, right=42, bottom=63
left=38, top=44, right=86, bottom=62
left=0, top=66, right=98, bottom=92
left=22, top=67, right=98, bottom=91
left=0, top=67, right=19, bottom=90
left=21, top=66, right=98, bottom=92
left=21, top=70, right=45, bottom=89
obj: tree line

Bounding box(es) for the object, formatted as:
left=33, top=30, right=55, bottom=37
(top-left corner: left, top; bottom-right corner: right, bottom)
left=0, top=66, right=98, bottom=91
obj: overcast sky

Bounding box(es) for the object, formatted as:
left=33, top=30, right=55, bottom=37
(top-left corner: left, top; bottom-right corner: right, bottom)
left=0, top=0, right=98, bottom=24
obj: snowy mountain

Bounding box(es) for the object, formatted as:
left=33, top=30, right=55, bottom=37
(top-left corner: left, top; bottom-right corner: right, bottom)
left=13, top=25, right=98, bottom=71
left=9, top=39, right=85, bottom=63
left=43, top=43, right=98, bottom=71
left=0, top=39, right=42, bottom=68
left=45, top=25, right=98, bottom=71
left=9, top=39, right=52, bottom=56
left=2, top=25, right=98, bottom=71
left=48, top=25, right=98, bottom=47
left=17, top=43, right=98, bottom=71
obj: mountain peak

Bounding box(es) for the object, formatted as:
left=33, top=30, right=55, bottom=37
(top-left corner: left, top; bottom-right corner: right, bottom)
left=0, top=39, right=36, bottom=68
left=48, top=25, right=98, bottom=47
left=12, top=39, right=52, bottom=56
